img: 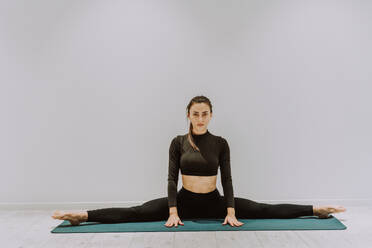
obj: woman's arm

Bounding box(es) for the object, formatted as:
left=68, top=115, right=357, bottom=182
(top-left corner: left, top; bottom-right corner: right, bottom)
left=220, top=137, right=235, bottom=209
left=168, top=136, right=181, bottom=212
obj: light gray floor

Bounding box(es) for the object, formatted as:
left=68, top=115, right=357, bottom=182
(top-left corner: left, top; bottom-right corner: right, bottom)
left=1, top=206, right=370, bottom=248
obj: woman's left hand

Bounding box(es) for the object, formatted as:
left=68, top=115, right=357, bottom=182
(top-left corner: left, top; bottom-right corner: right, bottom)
left=222, top=214, right=244, bottom=227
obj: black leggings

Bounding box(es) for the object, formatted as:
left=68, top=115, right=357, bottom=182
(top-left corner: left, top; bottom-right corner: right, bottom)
left=87, top=187, right=314, bottom=223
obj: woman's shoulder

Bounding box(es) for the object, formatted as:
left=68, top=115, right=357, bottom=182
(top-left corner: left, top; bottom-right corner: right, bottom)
left=170, top=134, right=186, bottom=145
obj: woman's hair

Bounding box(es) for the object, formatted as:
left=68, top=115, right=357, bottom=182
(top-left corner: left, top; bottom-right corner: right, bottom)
left=186, top=95, right=213, bottom=152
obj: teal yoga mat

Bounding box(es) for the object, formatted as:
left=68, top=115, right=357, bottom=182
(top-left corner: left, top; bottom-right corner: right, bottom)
left=51, top=215, right=346, bottom=233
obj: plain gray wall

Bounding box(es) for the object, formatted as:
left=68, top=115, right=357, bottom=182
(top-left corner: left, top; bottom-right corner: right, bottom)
left=1, top=0, right=371, bottom=209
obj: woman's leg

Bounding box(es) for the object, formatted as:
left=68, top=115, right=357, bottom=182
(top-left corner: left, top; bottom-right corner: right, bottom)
left=87, top=197, right=169, bottom=223
left=233, top=197, right=314, bottom=219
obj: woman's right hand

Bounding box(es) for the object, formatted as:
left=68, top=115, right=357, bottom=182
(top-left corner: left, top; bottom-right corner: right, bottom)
left=164, top=213, right=184, bottom=228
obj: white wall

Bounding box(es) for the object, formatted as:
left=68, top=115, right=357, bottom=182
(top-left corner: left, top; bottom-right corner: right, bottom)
left=1, top=0, right=371, bottom=209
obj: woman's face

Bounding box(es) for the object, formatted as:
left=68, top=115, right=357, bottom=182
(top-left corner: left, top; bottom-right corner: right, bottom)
left=187, top=103, right=212, bottom=133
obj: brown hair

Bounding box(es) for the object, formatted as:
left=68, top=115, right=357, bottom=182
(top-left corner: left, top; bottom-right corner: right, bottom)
left=186, top=95, right=213, bottom=152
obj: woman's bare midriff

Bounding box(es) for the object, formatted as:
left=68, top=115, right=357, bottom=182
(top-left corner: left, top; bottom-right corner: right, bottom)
left=181, top=174, right=217, bottom=193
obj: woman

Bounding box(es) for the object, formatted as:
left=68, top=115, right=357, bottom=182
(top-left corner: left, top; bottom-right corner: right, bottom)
left=52, top=95, right=346, bottom=227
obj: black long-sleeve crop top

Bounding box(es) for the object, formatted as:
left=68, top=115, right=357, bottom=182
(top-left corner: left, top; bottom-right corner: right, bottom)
left=167, top=129, right=235, bottom=208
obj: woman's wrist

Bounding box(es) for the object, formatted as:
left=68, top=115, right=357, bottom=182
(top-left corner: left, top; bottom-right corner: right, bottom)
left=227, top=207, right=235, bottom=215
left=169, top=206, right=178, bottom=215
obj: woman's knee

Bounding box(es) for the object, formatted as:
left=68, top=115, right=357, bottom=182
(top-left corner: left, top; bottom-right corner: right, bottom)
left=137, top=197, right=169, bottom=221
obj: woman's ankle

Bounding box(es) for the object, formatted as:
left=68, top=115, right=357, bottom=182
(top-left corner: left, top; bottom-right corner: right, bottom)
left=312, top=206, right=319, bottom=216
left=80, top=211, right=88, bottom=222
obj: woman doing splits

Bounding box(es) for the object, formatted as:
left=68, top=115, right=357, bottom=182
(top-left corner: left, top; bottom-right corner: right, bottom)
left=52, top=95, right=346, bottom=227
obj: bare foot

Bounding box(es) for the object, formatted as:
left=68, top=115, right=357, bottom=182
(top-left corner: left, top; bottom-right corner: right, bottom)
left=52, top=210, right=88, bottom=226
left=313, top=205, right=347, bottom=218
